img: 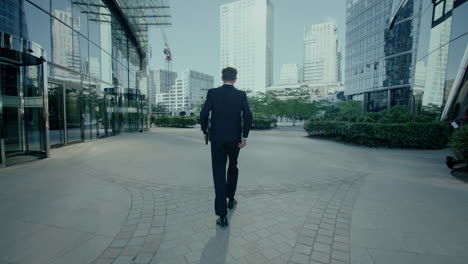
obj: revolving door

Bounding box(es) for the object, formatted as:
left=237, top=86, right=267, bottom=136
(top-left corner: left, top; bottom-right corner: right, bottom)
left=0, top=33, right=49, bottom=167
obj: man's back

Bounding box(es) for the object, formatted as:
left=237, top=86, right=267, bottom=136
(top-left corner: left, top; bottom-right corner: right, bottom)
left=200, top=84, right=252, bottom=142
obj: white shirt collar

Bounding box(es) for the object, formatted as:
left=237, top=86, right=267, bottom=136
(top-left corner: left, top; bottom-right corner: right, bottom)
left=223, top=82, right=234, bottom=86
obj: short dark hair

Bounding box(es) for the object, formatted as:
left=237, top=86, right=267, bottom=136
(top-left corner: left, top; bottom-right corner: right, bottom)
left=222, top=67, right=237, bottom=81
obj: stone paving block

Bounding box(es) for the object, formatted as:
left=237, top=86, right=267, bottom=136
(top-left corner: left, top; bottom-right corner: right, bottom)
left=245, top=252, right=269, bottom=264
left=316, top=235, right=333, bottom=245
left=100, top=248, right=122, bottom=258
left=229, top=246, right=249, bottom=259
left=116, top=231, right=134, bottom=240
left=290, top=252, right=310, bottom=264
left=310, top=251, right=330, bottom=264
left=121, top=224, right=137, bottom=232
left=332, top=242, right=349, bottom=252
left=120, top=246, right=140, bottom=257
left=133, top=253, right=154, bottom=264
left=92, top=257, right=114, bottom=264
left=302, top=229, right=317, bottom=238
left=309, top=213, right=322, bottom=219
left=319, top=223, right=335, bottom=231
left=334, top=228, right=348, bottom=236
left=331, top=250, right=349, bottom=262
left=314, top=242, right=332, bottom=254
left=184, top=251, right=202, bottom=263
left=331, top=259, right=347, bottom=264
left=304, top=223, right=319, bottom=231
left=334, top=235, right=349, bottom=244
left=335, top=223, right=349, bottom=230
left=110, top=239, right=128, bottom=248
left=260, top=247, right=282, bottom=259
left=273, top=242, right=293, bottom=254
left=337, top=218, right=350, bottom=224
left=323, top=213, right=337, bottom=219
left=297, top=235, right=315, bottom=246
left=318, top=228, right=334, bottom=237
left=134, top=229, right=150, bottom=237
left=321, top=217, right=336, bottom=225
left=295, top=244, right=312, bottom=255
left=140, top=243, right=160, bottom=254
left=113, top=256, right=133, bottom=264
left=149, top=227, right=164, bottom=235
left=310, top=261, right=326, bottom=264
left=127, top=237, right=145, bottom=247
left=325, top=209, right=338, bottom=215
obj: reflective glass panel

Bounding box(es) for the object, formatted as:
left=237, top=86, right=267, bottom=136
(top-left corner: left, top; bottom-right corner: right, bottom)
left=51, top=18, right=73, bottom=69
left=48, top=82, right=65, bottom=146
left=23, top=2, right=52, bottom=58
left=72, top=0, right=88, bottom=37
left=51, top=0, right=72, bottom=26
left=28, top=0, right=50, bottom=12
left=89, top=43, right=101, bottom=80
left=1, top=0, right=21, bottom=36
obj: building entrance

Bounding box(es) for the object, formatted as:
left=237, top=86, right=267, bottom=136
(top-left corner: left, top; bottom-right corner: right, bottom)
left=0, top=33, right=48, bottom=167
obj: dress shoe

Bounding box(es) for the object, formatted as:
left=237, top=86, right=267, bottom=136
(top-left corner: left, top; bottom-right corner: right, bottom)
left=216, top=216, right=228, bottom=227
left=228, top=198, right=237, bottom=209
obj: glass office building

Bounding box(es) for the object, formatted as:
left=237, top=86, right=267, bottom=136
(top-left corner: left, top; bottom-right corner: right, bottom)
left=345, top=0, right=422, bottom=112
left=409, top=0, right=468, bottom=120
left=0, top=0, right=170, bottom=166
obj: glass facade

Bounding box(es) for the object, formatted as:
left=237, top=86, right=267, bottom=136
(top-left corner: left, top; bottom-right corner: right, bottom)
left=0, top=0, right=170, bottom=166
left=413, top=0, right=468, bottom=119
left=345, top=0, right=421, bottom=112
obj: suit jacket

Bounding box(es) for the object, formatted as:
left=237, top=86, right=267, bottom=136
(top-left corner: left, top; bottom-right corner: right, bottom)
left=200, top=84, right=253, bottom=142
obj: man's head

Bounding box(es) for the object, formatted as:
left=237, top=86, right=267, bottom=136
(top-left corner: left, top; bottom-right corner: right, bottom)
left=222, top=67, right=237, bottom=83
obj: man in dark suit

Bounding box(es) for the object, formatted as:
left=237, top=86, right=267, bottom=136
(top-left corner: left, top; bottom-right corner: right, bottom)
left=200, top=67, right=253, bottom=227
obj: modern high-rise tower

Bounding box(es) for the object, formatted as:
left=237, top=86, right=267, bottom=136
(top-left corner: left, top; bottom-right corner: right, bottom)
left=279, top=64, right=301, bottom=84
left=303, top=23, right=340, bottom=84
left=220, top=0, right=274, bottom=93
left=344, top=0, right=421, bottom=112
left=148, top=68, right=177, bottom=106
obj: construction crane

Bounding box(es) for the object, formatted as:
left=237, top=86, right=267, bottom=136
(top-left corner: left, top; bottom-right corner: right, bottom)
left=161, top=28, right=173, bottom=115
left=162, top=28, right=172, bottom=73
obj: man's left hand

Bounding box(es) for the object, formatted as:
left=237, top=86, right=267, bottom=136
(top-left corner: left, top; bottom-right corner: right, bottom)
left=238, top=139, right=246, bottom=149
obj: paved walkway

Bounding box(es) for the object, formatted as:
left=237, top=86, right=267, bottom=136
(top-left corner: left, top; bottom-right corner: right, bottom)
left=1, top=127, right=467, bottom=264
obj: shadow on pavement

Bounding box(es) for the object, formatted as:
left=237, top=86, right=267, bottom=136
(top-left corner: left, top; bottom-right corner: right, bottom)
left=451, top=166, right=468, bottom=183
left=200, top=227, right=230, bottom=264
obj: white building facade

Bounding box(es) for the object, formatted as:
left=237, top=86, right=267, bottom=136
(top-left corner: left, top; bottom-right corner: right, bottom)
left=148, top=68, right=177, bottom=107
left=220, top=0, right=274, bottom=93
left=279, top=64, right=301, bottom=84
left=157, top=69, right=214, bottom=112
left=303, top=22, right=340, bottom=84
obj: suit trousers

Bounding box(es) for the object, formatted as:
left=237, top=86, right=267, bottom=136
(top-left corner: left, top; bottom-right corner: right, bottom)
left=211, top=141, right=241, bottom=217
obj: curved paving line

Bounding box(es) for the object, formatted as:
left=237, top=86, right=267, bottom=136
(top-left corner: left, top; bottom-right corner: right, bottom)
left=288, top=177, right=363, bottom=264
left=90, top=185, right=169, bottom=264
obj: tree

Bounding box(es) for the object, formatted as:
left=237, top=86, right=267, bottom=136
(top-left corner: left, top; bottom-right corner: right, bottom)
left=152, top=103, right=168, bottom=115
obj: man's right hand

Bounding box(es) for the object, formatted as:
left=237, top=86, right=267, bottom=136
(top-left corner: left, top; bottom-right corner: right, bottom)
left=238, top=139, right=246, bottom=149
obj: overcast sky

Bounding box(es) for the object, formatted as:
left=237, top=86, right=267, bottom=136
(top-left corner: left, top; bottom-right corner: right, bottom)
left=148, top=0, right=346, bottom=86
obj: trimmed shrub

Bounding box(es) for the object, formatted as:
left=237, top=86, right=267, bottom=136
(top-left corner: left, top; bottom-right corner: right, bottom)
left=153, top=116, right=197, bottom=128
left=303, top=121, right=348, bottom=136
left=451, top=126, right=468, bottom=162
left=252, top=116, right=277, bottom=129
left=304, top=120, right=450, bottom=149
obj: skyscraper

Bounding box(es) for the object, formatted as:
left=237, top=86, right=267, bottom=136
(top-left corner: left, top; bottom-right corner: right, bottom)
left=148, top=68, right=177, bottom=106
left=220, top=0, right=273, bottom=93
left=344, top=0, right=421, bottom=112
left=303, top=22, right=340, bottom=84
left=157, top=69, right=214, bottom=112
left=279, top=64, right=301, bottom=84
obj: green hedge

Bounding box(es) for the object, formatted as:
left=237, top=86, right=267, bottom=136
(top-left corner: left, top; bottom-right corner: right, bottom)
left=152, top=116, right=197, bottom=128
left=252, top=116, right=277, bottom=129
left=451, top=126, right=468, bottom=162
left=304, top=121, right=450, bottom=149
